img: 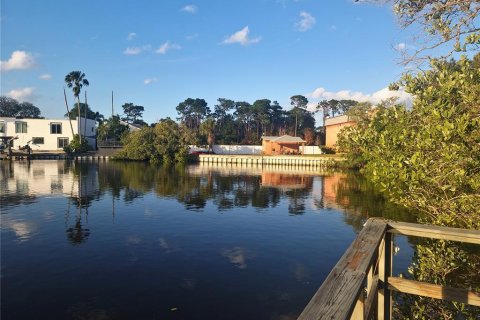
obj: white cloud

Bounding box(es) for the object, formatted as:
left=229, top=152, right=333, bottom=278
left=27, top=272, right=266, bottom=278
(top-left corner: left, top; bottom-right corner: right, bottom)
left=223, top=26, right=261, bottom=46
left=330, top=25, right=337, bottom=31
left=7, top=87, right=35, bottom=101
left=181, top=4, right=198, bottom=13
left=394, top=42, right=415, bottom=51
left=39, top=73, right=52, bottom=80
left=127, top=32, right=137, bottom=40
left=1, top=51, right=35, bottom=72
left=144, top=77, right=158, bottom=84
left=155, top=41, right=181, bottom=54
left=295, top=11, right=316, bottom=31
left=307, top=86, right=412, bottom=110
left=123, top=45, right=150, bottom=55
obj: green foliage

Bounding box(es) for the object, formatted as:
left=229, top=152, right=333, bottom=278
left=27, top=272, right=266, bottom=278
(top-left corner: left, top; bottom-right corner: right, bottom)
left=339, top=55, right=480, bottom=318
left=115, top=127, right=157, bottom=162
left=340, top=56, right=480, bottom=229
left=97, top=115, right=129, bottom=142
left=0, top=96, right=42, bottom=118
left=320, top=146, right=336, bottom=154
left=63, top=134, right=89, bottom=154
left=317, top=99, right=358, bottom=118
left=121, top=102, right=144, bottom=125
left=65, top=102, right=103, bottom=122
left=65, top=71, right=89, bottom=98
left=114, top=118, right=190, bottom=165
left=176, top=98, right=210, bottom=133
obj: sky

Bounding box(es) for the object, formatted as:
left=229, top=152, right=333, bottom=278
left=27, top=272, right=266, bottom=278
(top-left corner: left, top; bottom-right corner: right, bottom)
left=1, top=0, right=415, bottom=124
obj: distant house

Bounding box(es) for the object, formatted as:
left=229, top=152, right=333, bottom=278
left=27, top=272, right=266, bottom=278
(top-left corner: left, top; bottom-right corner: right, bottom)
left=324, top=115, right=356, bottom=148
left=119, top=120, right=142, bottom=132
left=261, top=135, right=306, bottom=155
left=0, top=117, right=96, bottom=151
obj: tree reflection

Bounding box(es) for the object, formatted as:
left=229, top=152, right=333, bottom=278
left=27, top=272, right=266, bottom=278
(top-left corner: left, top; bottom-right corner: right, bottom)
left=66, top=216, right=90, bottom=245
left=332, top=172, right=417, bottom=230
left=95, top=162, right=417, bottom=222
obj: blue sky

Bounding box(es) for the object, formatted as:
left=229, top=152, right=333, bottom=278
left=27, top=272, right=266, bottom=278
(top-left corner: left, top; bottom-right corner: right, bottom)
left=1, top=0, right=414, bottom=124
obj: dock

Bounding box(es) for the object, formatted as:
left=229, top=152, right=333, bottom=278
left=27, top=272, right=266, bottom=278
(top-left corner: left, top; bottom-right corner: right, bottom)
left=299, top=218, right=480, bottom=320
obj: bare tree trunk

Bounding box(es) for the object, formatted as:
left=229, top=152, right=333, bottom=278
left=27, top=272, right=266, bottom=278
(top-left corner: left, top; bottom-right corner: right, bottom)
left=295, top=112, right=298, bottom=137
left=64, top=88, right=75, bottom=136
left=83, top=91, right=87, bottom=138
left=77, top=96, right=82, bottom=140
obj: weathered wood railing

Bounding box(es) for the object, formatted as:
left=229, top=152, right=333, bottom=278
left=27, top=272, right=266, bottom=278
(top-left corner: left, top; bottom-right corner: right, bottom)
left=298, top=218, right=480, bottom=320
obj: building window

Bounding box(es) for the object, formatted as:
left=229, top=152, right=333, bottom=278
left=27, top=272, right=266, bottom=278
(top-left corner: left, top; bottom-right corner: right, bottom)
left=32, top=137, right=45, bottom=144
left=58, top=137, right=69, bottom=148
left=51, top=123, right=62, bottom=134
left=15, top=122, right=27, bottom=133
left=0, top=122, right=4, bottom=133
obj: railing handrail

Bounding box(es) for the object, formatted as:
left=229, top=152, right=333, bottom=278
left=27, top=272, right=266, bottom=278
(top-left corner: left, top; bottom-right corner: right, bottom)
left=298, top=219, right=387, bottom=320
left=387, top=220, right=480, bottom=244
left=299, top=218, right=480, bottom=320
left=97, top=140, right=123, bottom=148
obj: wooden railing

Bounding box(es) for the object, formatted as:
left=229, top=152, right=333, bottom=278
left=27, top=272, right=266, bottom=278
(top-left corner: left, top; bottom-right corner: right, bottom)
left=97, top=140, right=123, bottom=148
left=298, top=218, right=480, bottom=320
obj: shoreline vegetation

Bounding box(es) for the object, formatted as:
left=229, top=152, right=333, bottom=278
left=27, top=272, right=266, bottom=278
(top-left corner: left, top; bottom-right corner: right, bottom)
left=338, top=54, right=480, bottom=318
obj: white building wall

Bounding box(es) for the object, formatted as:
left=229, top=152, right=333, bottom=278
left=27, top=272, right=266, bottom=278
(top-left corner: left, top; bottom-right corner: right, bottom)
left=189, top=145, right=323, bottom=155
left=300, top=146, right=324, bottom=155
left=0, top=117, right=96, bottom=151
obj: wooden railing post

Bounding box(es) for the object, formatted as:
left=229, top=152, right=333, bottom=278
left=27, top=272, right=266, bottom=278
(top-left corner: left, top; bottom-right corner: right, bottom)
left=350, top=292, right=364, bottom=320
left=378, top=232, right=392, bottom=320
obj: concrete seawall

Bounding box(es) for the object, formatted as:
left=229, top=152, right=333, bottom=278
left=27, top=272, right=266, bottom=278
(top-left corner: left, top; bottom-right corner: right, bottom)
left=198, top=154, right=343, bottom=167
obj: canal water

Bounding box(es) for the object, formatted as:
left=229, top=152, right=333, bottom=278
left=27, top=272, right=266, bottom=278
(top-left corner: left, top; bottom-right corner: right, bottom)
left=1, top=161, right=415, bottom=320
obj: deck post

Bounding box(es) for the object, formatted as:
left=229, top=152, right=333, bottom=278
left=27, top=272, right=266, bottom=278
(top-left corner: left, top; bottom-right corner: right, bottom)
left=378, top=232, right=392, bottom=320
left=350, top=293, right=364, bottom=320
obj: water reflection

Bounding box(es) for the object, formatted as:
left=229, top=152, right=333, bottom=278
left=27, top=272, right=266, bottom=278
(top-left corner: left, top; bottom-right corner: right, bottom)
left=1, top=160, right=417, bottom=320
left=1, top=160, right=414, bottom=225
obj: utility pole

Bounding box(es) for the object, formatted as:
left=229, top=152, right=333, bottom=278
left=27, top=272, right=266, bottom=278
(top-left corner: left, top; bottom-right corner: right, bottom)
left=111, top=91, right=114, bottom=117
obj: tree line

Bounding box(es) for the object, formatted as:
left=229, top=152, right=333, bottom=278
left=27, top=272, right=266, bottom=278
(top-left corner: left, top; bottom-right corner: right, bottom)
left=0, top=96, right=42, bottom=118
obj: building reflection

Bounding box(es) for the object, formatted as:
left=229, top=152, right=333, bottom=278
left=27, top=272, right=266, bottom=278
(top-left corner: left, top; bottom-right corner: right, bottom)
left=1, top=161, right=98, bottom=201
left=1, top=161, right=415, bottom=236
left=1, top=161, right=99, bottom=245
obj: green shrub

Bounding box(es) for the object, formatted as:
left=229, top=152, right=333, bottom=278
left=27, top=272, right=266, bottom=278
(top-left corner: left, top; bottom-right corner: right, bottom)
left=63, top=134, right=89, bottom=154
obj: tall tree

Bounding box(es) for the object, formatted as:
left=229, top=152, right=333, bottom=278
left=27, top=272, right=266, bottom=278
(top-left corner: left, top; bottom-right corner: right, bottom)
left=121, top=103, right=144, bottom=125
left=200, top=118, right=216, bottom=151
left=97, top=115, right=128, bottom=142
left=290, top=95, right=308, bottom=137
left=65, top=71, right=89, bottom=140
left=65, top=103, right=104, bottom=123
left=234, top=101, right=254, bottom=143
left=0, top=97, right=42, bottom=118
left=176, top=98, right=210, bottom=133
left=252, top=99, right=272, bottom=139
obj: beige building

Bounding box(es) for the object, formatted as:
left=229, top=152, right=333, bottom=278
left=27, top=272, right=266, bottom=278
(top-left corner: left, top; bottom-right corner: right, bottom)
left=324, top=115, right=356, bottom=148
left=261, top=135, right=306, bottom=155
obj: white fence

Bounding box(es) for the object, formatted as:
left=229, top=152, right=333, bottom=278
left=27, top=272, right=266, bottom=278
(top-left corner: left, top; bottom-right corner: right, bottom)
left=190, top=145, right=323, bottom=155
left=189, top=145, right=262, bottom=155
left=300, top=146, right=323, bottom=155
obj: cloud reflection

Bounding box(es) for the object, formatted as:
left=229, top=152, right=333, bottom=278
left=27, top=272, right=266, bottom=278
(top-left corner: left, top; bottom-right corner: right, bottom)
left=5, top=220, right=38, bottom=242
left=220, top=247, right=252, bottom=269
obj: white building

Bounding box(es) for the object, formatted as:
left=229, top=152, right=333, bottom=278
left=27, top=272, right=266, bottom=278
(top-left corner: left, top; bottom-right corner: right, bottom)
left=0, top=117, right=96, bottom=151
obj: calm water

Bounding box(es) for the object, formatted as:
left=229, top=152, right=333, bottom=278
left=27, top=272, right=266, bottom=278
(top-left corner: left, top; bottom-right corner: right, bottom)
left=1, top=161, right=415, bottom=320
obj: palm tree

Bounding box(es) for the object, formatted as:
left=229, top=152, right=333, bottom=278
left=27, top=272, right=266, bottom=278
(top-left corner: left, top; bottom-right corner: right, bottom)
left=65, top=71, right=89, bottom=140
left=200, top=118, right=216, bottom=152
